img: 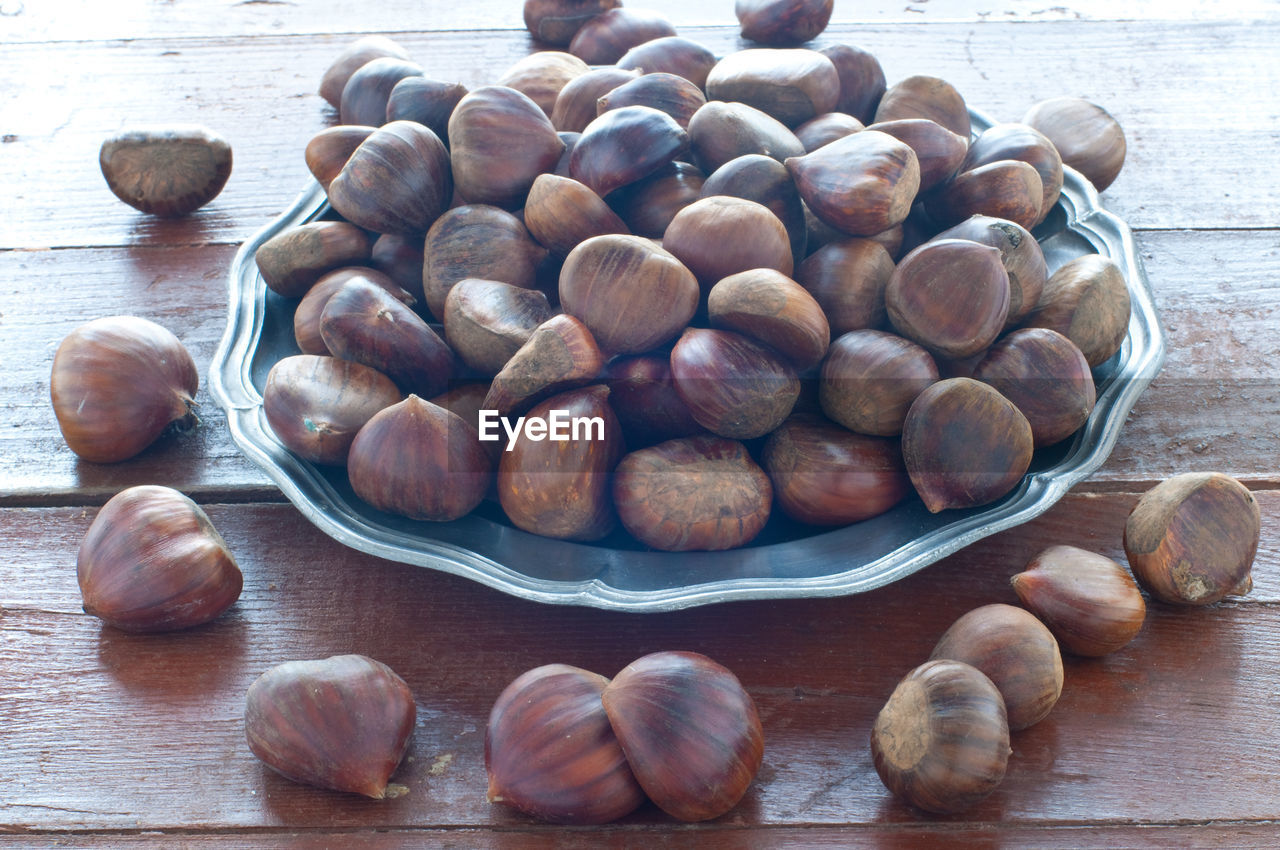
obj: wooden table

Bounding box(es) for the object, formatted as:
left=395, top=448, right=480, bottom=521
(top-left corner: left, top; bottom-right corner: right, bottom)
left=4, top=1, right=1279, bottom=845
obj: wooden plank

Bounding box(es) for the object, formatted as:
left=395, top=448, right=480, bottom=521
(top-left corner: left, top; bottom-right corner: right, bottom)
left=2, top=229, right=1276, bottom=503
left=4, top=0, right=1277, bottom=44
left=2, top=21, right=1279, bottom=250
left=1, top=492, right=1277, bottom=831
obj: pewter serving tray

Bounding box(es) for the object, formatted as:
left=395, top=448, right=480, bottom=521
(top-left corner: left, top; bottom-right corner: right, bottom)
left=210, top=108, right=1165, bottom=612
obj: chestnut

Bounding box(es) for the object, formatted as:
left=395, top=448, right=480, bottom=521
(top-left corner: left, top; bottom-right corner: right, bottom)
left=669, top=327, right=800, bottom=439
left=762, top=414, right=910, bottom=525
left=926, top=159, right=1044, bottom=232
left=901, top=377, right=1033, bottom=512
left=795, top=237, right=894, bottom=336
left=567, top=7, right=677, bottom=65
left=933, top=214, right=1047, bottom=327
left=78, top=485, right=242, bottom=632
left=617, top=36, right=718, bottom=90
left=686, top=100, right=806, bottom=175
left=385, top=77, right=469, bottom=146
left=570, top=106, right=690, bottom=198
left=961, top=123, right=1064, bottom=226
left=443, top=278, right=556, bottom=375
left=484, top=314, right=605, bottom=416
left=339, top=56, right=424, bottom=127
left=304, top=125, right=375, bottom=191
left=245, top=655, right=416, bottom=799
left=293, top=267, right=415, bottom=356
left=255, top=221, right=372, bottom=299
left=1123, top=472, right=1261, bottom=606
left=614, top=435, right=772, bottom=551
left=370, top=232, right=426, bottom=302
left=818, top=43, right=886, bottom=125
left=550, top=67, right=640, bottom=133
left=819, top=329, right=939, bottom=437
left=327, top=120, right=452, bottom=236
left=496, top=51, right=591, bottom=119
left=930, top=603, right=1064, bottom=731
left=347, top=395, right=492, bottom=521
left=99, top=126, right=232, bottom=217
left=262, top=354, right=402, bottom=466
left=319, top=35, right=411, bottom=109
left=972, top=327, right=1096, bottom=447
left=873, top=75, right=970, bottom=139
left=51, top=315, right=199, bottom=464
left=422, top=205, right=548, bottom=320
left=700, top=154, right=808, bottom=263
left=871, top=659, right=1010, bottom=814
left=448, top=86, right=565, bottom=209
left=486, top=664, right=644, bottom=824
left=602, top=651, right=764, bottom=821
left=865, top=118, right=968, bottom=192
left=704, top=49, right=840, bottom=128
left=524, top=173, right=629, bottom=257
left=607, top=160, right=706, bottom=238
left=707, top=268, right=830, bottom=369
left=605, top=355, right=705, bottom=447
left=497, top=385, right=623, bottom=541
left=523, top=0, right=622, bottom=46
left=1021, top=253, right=1131, bottom=368
left=736, top=0, right=834, bottom=45
left=786, top=129, right=921, bottom=237
left=1022, top=96, right=1126, bottom=191
left=794, top=111, right=865, bottom=152
left=597, top=72, right=707, bottom=131
left=662, top=195, right=794, bottom=291
left=559, top=234, right=699, bottom=356
left=1012, top=545, right=1146, bottom=657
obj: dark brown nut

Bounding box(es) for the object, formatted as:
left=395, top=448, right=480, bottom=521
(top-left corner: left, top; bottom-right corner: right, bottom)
left=497, top=385, right=623, bottom=540
left=339, top=57, right=424, bottom=127
left=885, top=238, right=1010, bottom=360
left=304, top=125, right=375, bottom=191
left=865, top=118, right=968, bottom=192
left=795, top=237, right=894, bottom=335
left=1022, top=96, right=1126, bottom=191
left=523, top=0, right=623, bottom=46
left=613, top=436, right=773, bottom=550
left=795, top=112, right=865, bottom=152
left=687, top=100, right=807, bottom=175
left=245, top=655, right=415, bottom=799
left=370, top=232, right=427, bottom=301
left=933, top=214, right=1047, bottom=327
left=319, top=35, right=411, bottom=109
left=931, top=603, right=1064, bottom=731
left=926, top=159, right=1044, bottom=232
left=786, top=129, right=921, bottom=237
left=77, top=484, right=242, bottom=631
left=972, top=327, right=1096, bottom=447
left=385, top=77, right=469, bottom=145
left=819, top=43, right=886, bottom=125
left=347, top=395, right=492, bottom=521
left=262, top=354, right=402, bottom=466
left=662, top=195, right=794, bottom=291
left=819, top=329, right=939, bottom=437
left=524, top=174, right=629, bottom=257
left=1021, top=253, right=1130, bottom=368
left=99, top=126, right=232, bottom=217
left=871, top=660, right=1010, bottom=814
left=422, top=205, right=548, bottom=320
left=705, top=48, right=840, bottom=128
left=50, top=316, right=199, bottom=464
left=873, top=75, right=971, bottom=140
left=707, top=268, right=830, bottom=369
left=607, top=161, right=705, bottom=238
left=443, top=278, right=556, bottom=375
left=736, top=0, right=833, bottom=45
left=567, top=7, right=678, bottom=65
left=700, top=154, right=808, bottom=262
left=901, top=377, right=1033, bottom=513
left=617, top=36, right=718, bottom=89
left=1012, top=545, right=1146, bottom=657
left=559, top=234, right=699, bottom=355
left=429, top=382, right=498, bottom=464
left=294, top=267, right=415, bottom=356
left=961, top=123, right=1064, bottom=226
left=762, top=414, right=909, bottom=525
left=601, top=651, right=765, bottom=821
left=597, top=72, right=707, bottom=130
left=448, top=86, right=566, bottom=209
left=1123, top=472, right=1261, bottom=606
left=551, top=67, right=641, bottom=133
left=669, top=327, right=800, bottom=439
left=328, top=120, right=452, bottom=236
left=496, top=51, right=592, bottom=118
left=319, top=278, right=453, bottom=397
left=570, top=105, right=690, bottom=198
left=484, top=314, right=605, bottom=415
left=605, top=355, right=705, bottom=447
left=486, top=663, right=644, bottom=824
left=255, top=221, right=372, bottom=299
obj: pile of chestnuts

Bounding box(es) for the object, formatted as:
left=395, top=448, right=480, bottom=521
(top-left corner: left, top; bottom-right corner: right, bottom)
left=244, top=0, right=1134, bottom=555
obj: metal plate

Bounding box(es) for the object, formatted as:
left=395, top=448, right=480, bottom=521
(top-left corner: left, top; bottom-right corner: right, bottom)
left=209, top=107, right=1165, bottom=612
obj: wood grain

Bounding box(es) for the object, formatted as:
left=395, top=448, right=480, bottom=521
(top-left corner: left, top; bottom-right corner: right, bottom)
left=1, top=493, right=1277, bottom=833
left=2, top=21, right=1278, bottom=251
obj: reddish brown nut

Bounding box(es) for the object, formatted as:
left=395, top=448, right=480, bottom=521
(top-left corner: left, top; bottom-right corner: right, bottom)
left=617, top=36, right=718, bottom=90
left=294, top=267, right=415, bottom=356
left=1021, top=253, right=1130, bottom=368
left=1012, top=545, right=1146, bottom=657
left=972, top=327, right=1096, bottom=447
left=873, top=75, right=970, bottom=139
left=865, top=118, right=968, bottom=192
left=1022, top=96, right=1126, bottom=191
left=484, top=314, right=606, bottom=416
left=795, top=237, right=895, bottom=335
left=570, top=105, right=690, bottom=198
left=819, top=43, right=886, bottom=125
left=700, top=154, right=808, bottom=264
left=707, top=268, right=830, bottom=369
left=443, top=278, right=556, bottom=376
left=255, top=221, right=372, bottom=299
left=448, top=86, right=565, bottom=209
left=328, top=121, right=453, bottom=236
left=687, top=101, right=806, bottom=175
left=523, top=0, right=622, bottom=46
left=99, top=126, right=232, bottom=217
left=961, top=123, right=1064, bottom=226
left=663, top=195, right=794, bottom=291
left=422, top=205, right=547, bottom=320
left=567, top=7, right=678, bottom=65
left=933, top=214, right=1047, bottom=327
left=669, top=327, right=800, bottom=440
left=495, top=51, right=591, bottom=118
left=819, top=329, right=939, bottom=437
left=786, top=129, right=921, bottom=237
left=926, top=160, right=1044, bottom=232
left=319, top=36, right=411, bottom=109
left=705, top=48, right=840, bottom=127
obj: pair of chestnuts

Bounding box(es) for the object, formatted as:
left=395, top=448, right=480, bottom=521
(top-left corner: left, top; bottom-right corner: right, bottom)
left=486, top=651, right=764, bottom=823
